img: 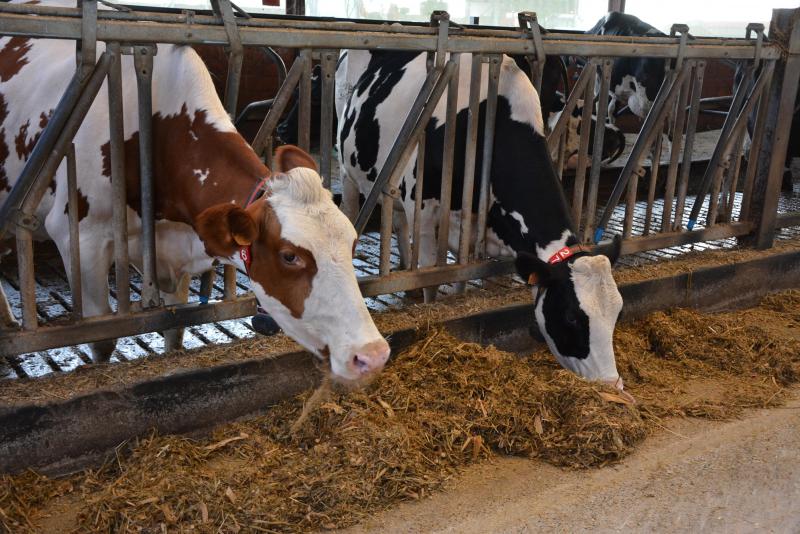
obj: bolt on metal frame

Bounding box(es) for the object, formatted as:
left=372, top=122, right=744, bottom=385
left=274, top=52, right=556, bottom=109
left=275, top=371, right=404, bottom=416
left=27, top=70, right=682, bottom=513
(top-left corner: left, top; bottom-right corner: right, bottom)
left=0, top=2, right=798, bottom=358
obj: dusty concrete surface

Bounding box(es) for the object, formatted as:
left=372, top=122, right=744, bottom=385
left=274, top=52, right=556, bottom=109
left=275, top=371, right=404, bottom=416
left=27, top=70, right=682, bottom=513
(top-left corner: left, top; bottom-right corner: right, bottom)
left=344, top=394, right=800, bottom=534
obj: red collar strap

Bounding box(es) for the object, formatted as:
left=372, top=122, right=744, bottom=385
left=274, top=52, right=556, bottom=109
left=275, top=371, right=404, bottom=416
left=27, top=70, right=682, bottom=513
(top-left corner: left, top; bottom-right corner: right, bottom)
left=239, top=176, right=271, bottom=276
left=526, top=244, right=588, bottom=285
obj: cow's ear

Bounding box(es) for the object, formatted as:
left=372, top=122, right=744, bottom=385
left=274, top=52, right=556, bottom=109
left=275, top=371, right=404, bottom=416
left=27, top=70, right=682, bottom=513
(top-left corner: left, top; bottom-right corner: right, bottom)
left=273, top=145, right=318, bottom=173
left=195, top=203, right=259, bottom=258
left=515, top=251, right=553, bottom=286
left=594, top=234, right=622, bottom=266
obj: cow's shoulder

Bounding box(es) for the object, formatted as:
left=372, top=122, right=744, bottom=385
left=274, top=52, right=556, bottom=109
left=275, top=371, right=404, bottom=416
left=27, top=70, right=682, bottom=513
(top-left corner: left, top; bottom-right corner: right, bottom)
left=497, top=55, right=545, bottom=136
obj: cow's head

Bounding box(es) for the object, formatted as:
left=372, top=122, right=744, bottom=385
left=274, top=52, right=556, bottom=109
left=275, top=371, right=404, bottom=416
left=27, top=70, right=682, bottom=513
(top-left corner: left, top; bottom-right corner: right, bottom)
left=547, top=95, right=626, bottom=169
left=195, top=146, right=389, bottom=383
left=515, top=237, right=625, bottom=389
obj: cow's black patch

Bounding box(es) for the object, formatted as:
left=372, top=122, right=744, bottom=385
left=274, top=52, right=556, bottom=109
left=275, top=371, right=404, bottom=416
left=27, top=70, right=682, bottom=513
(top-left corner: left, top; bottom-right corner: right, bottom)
left=539, top=274, right=590, bottom=359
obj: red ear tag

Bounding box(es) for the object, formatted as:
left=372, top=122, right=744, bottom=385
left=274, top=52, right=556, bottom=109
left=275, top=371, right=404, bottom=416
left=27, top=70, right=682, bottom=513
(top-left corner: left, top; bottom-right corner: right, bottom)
left=240, top=246, right=252, bottom=275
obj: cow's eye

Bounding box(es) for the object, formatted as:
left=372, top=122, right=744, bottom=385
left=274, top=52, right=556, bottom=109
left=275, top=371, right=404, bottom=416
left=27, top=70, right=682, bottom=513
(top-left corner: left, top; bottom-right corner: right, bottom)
left=280, top=251, right=298, bottom=265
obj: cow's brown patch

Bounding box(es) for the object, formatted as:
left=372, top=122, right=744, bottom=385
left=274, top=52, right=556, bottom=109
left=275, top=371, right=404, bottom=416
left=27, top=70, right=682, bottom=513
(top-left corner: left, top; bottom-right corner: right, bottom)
left=100, top=105, right=267, bottom=224
left=15, top=119, right=38, bottom=160
left=0, top=37, right=32, bottom=82
left=246, top=200, right=317, bottom=319
left=63, top=188, right=90, bottom=222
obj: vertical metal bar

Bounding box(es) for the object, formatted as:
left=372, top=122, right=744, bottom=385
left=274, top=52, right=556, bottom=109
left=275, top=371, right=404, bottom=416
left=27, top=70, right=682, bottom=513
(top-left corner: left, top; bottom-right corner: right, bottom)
left=661, top=64, right=692, bottom=232
left=571, top=77, right=594, bottom=227
left=707, top=159, right=724, bottom=227
left=643, top=124, right=666, bottom=235
left=583, top=58, right=612, bottom=243
left=458, top=54, right=482, bottom=264
left=436, top=53, right=460, bottom=266
left=475, top=55, right=501, bottom=258
left=298, top=48, right=312, bottom=154
left=751, top=10, right=800, bottom=249
left=107, top=42, right=130, bottom=314
left=223, top=264, right=237, bottom=299
left=66, top=143, right=83, bottom=319
left=555, top=130, right=567, bottom=182
left=674, top=60, right=705, bottom=230
left=623, top=172, right=639, bottom=238
left=410, top=133, right=426, bottom=271
left=319, top=49, right=337, bottom=190
left=723, top=138, right=745, bottom=223
left=740, top=62, right=775, bottom=222
left=379, top=195, right=394, bottom=275
left=77, top=0, right=97, bottom=81
left=199, top=269, right=215, bottom=304
left=16, top=228, right=36, bottom=331
left=133, top=45, right=160, bottom=308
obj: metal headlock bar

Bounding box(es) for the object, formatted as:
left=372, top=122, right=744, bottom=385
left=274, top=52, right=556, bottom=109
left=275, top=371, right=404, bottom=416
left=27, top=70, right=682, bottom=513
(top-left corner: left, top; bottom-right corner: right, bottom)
left=517, top=12, right=546, bottom=94
left=0, top=4, right=798, bottom=358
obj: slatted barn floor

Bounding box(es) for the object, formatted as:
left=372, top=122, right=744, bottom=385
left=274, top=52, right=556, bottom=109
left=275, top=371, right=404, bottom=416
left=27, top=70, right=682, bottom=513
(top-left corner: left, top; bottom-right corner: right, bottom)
left=2, top=186, right=799, bottom=380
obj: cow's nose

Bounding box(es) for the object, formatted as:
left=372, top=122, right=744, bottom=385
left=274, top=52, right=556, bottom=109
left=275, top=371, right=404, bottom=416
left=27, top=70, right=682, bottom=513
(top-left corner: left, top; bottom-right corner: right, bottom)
left=350, top=339, right=390, bottom=375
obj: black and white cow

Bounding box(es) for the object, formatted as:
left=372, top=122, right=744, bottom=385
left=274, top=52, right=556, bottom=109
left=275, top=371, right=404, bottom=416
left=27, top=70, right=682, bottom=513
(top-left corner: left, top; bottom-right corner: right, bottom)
left=586, top=11, right=667, bottom=120
left=278, top=52, right=626, bottom=170
left=337, top=50, right=628, bottom=389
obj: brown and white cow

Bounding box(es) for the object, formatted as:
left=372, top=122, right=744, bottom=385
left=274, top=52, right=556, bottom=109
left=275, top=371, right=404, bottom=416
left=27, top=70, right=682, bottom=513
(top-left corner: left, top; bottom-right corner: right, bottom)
left=0, top=0, right=389, bottom=382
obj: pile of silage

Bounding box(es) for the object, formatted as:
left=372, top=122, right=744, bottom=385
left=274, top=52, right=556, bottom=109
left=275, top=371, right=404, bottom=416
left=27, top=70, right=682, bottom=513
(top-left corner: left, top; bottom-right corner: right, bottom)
left=1, top=291, right=799, bottom=533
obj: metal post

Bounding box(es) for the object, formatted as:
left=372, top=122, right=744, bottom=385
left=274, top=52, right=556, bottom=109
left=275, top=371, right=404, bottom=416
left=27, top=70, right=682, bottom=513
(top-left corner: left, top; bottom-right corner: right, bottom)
left=15, top=228, right=36, bottom=330
left=77, top=0, right=97, bottom=80
left=583, top=59, right=612, bottom=243
left=133, top=44, right=160, bottom=308
left=211, top=0, right=243, bottom=118
left=410, top=133, right=426, bottom=270
left=66, top=143, right=83, bottom=319
left=747, top=9, right=800, bottom=249
left=458, top=54, right=482, bottom=264
left=475, top=55, right=501, bottom=258
left=571, top=75, right=594, bottom=227
left=223, top=264, right=237, bottom=299
left=298, top=48, right=312, bottom=153
left=319, top=49, right=337, bottom=189
left=643, top=124, right=666, bottom=235
left=623, top=171, right=640, bottom=238
left=673, top=60, right=705, bottom=230
left=436, top=53, right=460, bottom=266
left=379, top=194, right=394, bottom=275
left=518, top=12, right=545, bottom=93
left=106, top=41, right=130, bottom=314
left=199, top=269, right=215, bottom=304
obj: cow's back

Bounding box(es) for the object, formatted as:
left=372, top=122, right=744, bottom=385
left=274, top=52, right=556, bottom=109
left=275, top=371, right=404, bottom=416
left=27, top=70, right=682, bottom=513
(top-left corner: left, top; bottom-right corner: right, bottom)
left=0, top=1, right=233, bottom=243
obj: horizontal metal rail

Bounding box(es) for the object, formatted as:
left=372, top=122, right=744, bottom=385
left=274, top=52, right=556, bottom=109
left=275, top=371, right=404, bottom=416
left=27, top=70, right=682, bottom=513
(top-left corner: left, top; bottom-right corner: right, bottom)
left=0, top=5, right=782, bottom=60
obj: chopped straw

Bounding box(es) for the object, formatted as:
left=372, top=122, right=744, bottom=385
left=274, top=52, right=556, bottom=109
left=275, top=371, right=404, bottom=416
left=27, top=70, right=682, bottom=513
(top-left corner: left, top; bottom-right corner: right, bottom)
left=1, top=291, right=798, bottom=533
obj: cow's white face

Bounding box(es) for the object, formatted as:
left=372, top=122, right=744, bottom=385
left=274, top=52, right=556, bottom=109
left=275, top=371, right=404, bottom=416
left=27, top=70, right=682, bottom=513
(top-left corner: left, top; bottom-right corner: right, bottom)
left=196, top=147, right=389, bottom=383
left=516, top=240, right=625, bottom=389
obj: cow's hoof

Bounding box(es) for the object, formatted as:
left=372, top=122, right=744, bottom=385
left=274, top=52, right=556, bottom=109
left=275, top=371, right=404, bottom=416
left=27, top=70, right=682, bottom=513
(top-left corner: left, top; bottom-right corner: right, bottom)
left=163, top=327, right=186, bottom=353
left=252, top=311, right=281, bottom=336
left=90, top=338, right=117, bottom=363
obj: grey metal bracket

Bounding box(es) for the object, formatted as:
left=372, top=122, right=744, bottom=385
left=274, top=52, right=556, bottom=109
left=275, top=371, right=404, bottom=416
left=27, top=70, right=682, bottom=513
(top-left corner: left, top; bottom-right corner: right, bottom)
left=670, top=24, right=689, bottom=71
left=120, top=43, right=157, bottom=56
left=746, top=23, right=765, bottom=69
left=210, top=0, right=244, bottom=118
left=12, top=211, right=40, bottom=232
left=77, top=0, right=97, bottom=80
left=430, top=11, right=451, bottom=70
left=518, top=11, right=546, bottom=93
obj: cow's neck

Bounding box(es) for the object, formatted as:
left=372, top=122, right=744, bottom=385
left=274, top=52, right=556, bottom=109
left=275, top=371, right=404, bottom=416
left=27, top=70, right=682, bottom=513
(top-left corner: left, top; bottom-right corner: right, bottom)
left=113, top=107, right=269, bottom=225
left=488, top=98, right=579, bottom=263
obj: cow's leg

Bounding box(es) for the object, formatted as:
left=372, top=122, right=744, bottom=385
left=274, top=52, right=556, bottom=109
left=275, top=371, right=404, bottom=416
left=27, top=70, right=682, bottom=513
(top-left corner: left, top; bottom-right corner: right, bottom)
left=0, top=284, right=18, bottom=329
left=417, top=201, right=439, bottom=303
left=161, top=273, right=190, bottom=353
left=52, top=215, right=116, bottom=360
left=393, top=198, right=412, bottom=270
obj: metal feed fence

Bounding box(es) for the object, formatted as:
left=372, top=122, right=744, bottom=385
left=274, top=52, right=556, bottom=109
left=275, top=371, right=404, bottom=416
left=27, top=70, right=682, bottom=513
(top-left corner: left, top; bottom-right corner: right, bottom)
left=0, top=1, right=798, bottom=358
